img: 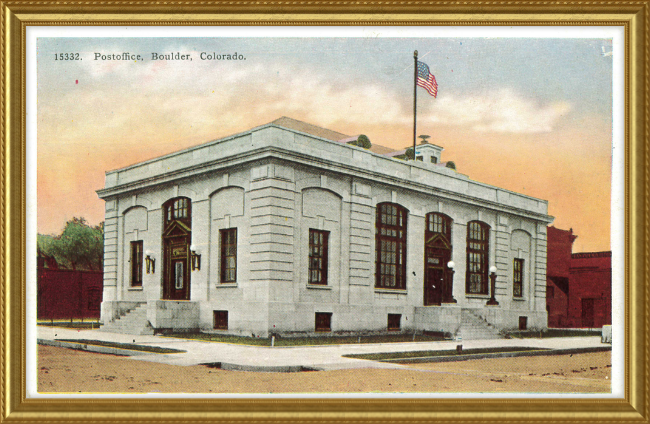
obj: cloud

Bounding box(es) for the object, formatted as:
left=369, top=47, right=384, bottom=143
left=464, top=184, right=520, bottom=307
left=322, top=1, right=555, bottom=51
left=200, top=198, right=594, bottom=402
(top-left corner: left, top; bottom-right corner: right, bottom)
left=422, top=88, right=572, bottom=133
left=42, top=57, right=408, bottom=143
left=40, top=55, right=573, bottom=155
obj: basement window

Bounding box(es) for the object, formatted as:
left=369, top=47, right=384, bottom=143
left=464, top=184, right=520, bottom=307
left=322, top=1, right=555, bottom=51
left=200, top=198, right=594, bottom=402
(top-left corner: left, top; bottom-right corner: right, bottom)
left=214, top=310, right=228, bottom=330
left=315, top=312, right=332, bottom=332
left=519, top=316, right=527, bottom=331
left=387, top=314, right=401, bottom=331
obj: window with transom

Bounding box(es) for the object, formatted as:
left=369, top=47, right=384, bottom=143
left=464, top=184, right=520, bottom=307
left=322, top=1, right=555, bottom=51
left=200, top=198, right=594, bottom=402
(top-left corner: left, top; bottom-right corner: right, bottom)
left=513, top=258, right=524, bottom=297
left=130, top=241, right=143, bottom=287
left=466, top=221, right=490, bottom=294
left=375, top=203, right=408, bottom=290
left=308, top=229, right=329, bottom=285
left=220, top=228, right=237, bottom=283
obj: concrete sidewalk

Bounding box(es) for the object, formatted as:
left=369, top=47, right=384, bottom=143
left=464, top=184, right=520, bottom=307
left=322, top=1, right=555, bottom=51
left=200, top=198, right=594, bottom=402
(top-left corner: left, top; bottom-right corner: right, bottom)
left=37, top=326, right=609, bottom=371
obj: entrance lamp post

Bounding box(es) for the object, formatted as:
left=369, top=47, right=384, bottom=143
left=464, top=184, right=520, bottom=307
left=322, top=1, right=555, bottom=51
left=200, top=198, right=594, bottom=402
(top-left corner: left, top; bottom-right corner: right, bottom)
left=145, top=250, right=155, bottom=274
left=445, top=261, right=457, bottom=303
left=486, top=265, right=499, bottom=306
left=190, top=245, right=201, bottom=271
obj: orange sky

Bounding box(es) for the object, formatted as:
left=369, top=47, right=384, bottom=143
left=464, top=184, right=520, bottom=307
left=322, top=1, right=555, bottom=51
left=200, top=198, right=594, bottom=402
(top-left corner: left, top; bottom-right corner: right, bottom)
left=37, top=111, right=612, bottom=253
left=36, top=36, right=614, bottom=253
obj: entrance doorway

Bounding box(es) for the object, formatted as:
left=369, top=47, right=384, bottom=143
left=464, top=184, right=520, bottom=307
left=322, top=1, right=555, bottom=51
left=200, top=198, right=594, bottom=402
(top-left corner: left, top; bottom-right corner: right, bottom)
left=424, top=247, right=449, bottom=306
left=424, top=266, right=444, bottom=306
left=162, top=197, right=192, bottom=301
left=424, top=213, right=454, bottom=306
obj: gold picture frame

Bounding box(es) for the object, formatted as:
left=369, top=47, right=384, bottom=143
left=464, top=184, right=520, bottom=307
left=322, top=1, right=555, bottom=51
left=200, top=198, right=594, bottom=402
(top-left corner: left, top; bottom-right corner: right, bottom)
left=3, top=2, right=646, bottom=421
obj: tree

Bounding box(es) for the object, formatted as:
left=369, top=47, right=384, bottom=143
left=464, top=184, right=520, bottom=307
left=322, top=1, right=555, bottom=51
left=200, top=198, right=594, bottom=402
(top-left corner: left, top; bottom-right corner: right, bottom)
left=38, top=217, right=104, bottom=271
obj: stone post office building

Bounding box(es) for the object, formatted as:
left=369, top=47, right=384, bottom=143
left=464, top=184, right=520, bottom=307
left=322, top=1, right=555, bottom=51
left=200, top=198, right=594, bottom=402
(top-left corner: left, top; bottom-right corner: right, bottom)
left=97, top=117, right=554, bottom=337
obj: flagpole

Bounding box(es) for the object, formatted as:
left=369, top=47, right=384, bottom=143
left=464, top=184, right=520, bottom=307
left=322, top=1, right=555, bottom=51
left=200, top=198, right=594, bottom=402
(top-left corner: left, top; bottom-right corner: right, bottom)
left=413, top=50, right=418, bottom=160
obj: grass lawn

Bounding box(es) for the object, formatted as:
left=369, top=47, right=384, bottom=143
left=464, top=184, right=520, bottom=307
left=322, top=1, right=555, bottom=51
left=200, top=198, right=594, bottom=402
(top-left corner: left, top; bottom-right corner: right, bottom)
left=344, top=346, right=548, bottom=362
left=38, top=321, right=101, bottom=329
left=56, top=339, right=185, bottom=354
left=164, top=329, right=600, bottom=346
left=506, top=329, right=601, bottom=339
left=164, top=332, right=449, bottom=346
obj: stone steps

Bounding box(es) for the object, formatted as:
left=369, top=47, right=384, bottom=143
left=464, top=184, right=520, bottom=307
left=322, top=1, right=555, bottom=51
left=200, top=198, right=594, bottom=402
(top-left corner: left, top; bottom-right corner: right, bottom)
left=457, top=309, right=503, bottom=340
left=99, top=304, right=154, bottom=335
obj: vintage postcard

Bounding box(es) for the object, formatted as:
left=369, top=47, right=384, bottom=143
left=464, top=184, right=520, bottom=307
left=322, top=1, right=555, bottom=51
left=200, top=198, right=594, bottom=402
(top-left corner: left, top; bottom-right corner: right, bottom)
left=27, top=26, right=623, bottom=398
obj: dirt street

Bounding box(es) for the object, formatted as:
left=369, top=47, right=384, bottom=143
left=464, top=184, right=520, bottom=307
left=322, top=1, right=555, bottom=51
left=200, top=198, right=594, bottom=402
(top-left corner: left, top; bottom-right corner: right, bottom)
left=38, top=345, right=611, bottom=394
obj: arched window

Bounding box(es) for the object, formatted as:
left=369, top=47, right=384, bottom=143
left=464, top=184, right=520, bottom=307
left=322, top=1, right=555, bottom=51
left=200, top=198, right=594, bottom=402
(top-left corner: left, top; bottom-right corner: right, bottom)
left=466, top=221, right=490, bottom=294
left=163, top=197, right=191, bottom=227
left=426, top=212, right=452, bottom=243
left=375, top=203, right=408, bottom=289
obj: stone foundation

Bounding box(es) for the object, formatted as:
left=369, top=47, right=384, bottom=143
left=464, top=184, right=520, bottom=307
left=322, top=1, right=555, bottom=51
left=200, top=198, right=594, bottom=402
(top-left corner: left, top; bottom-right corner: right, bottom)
left=147, top=300, right=200, bottom=331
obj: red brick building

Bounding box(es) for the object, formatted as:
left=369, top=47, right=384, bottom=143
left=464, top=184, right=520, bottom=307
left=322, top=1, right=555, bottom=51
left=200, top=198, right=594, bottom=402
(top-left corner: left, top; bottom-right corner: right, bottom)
left=546, top=227, right=612, bottom=328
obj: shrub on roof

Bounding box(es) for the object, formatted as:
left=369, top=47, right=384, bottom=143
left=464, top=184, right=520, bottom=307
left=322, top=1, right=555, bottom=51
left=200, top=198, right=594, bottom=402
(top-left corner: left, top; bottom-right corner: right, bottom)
left=347, top=134, right=371, bottom=149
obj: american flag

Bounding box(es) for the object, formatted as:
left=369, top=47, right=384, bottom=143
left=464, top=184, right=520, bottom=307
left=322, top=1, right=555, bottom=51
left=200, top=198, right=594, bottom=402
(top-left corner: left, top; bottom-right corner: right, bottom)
left=417, top=61, right=438, bottom=97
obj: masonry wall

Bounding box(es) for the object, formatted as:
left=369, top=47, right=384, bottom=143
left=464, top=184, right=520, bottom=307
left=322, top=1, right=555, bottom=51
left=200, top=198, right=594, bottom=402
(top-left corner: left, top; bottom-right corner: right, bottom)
left=566, top=252, right=612, bottom=328
left=546, top=278, right=570, bottom=328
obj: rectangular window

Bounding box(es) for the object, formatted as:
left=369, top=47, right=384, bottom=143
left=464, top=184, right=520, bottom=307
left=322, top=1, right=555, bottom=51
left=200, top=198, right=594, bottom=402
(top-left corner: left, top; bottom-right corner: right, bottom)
left=220, top=228, right=237, bottom=283
left=315, top=312, right=332, bottom=332
left=213, top=310, right=228, bottom=330
left=174, top=261, right=184, bottom=289
left=513, top=258, right=524, bottom=297
left=387, top=314, right=401, bottom=331
left=130, top=241, right=143, bottom=287
left=174, top=198, right=188, bottom=219
left=308, top=229, right=329, bottom=285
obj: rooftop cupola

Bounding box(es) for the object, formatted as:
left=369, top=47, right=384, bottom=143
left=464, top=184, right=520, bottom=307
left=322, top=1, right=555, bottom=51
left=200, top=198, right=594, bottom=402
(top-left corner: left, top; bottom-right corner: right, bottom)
left=414, top=142, right=444, bottom=164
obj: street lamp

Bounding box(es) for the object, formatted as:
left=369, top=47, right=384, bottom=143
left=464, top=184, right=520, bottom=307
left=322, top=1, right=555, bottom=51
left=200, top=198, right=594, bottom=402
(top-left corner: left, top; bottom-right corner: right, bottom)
left=486, top=265, right=499, bottom=306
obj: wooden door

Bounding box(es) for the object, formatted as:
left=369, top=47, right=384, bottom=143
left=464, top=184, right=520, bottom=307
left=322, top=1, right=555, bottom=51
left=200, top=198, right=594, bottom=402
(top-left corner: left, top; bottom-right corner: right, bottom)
left=163, top=231, right=191, bottom=300
left=424, top=245, right=449, bottom=306
left=424, top=267, right=443, bottom=306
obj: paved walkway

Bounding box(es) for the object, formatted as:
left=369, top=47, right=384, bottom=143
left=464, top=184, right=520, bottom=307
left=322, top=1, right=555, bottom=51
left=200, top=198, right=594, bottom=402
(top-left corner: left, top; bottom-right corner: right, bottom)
left=37, top=326, right=607, bottom=371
